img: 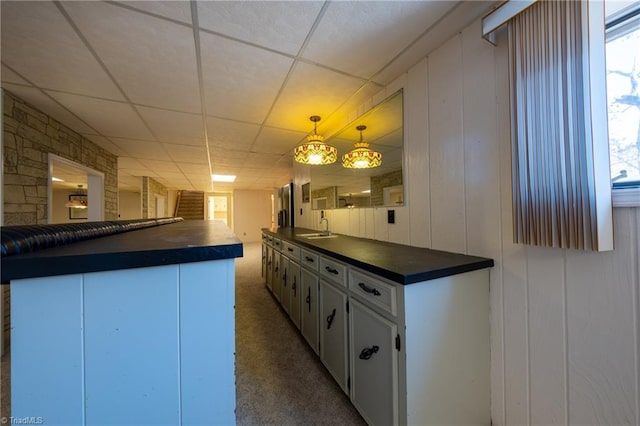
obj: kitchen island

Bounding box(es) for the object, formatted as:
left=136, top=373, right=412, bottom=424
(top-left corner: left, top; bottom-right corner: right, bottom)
left=1, top=219, right=242, bottom=425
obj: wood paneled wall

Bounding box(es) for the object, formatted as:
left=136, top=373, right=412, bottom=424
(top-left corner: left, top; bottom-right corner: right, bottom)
left=295, top=18, right=640, bottom=426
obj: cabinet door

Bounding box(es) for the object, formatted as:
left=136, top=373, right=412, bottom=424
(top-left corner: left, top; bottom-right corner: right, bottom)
left=266, top=247, right=273, bottom=291
left=288, top=261, right=301, bottom=330
left=272, top=251, right=281, bottom=301
left=319, top=280, right=348, bottom=393
left=349, top=298, right=399, bottom=426
left=300, top=268, right=319, bottom=355
left=280, top=257, right=290, bottom=313
left=261, top=243, right=267, bottom=281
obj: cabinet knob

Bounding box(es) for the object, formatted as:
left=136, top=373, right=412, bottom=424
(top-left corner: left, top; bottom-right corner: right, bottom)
left=359, top=345, right=380, bottom=360
left=358, top=282, right=381, bottom=296
left=305, top=256, right=314, bottom=263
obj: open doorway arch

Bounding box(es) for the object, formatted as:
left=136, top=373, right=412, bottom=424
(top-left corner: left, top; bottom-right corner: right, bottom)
left=48, top=154, right=105, bottom=223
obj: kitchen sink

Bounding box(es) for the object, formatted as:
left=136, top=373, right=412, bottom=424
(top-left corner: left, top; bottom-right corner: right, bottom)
left=297, top=233, right=339, bottom=239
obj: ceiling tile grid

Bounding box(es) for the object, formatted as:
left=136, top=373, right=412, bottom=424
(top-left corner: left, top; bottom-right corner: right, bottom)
left=0, top=0, right=493, bottom=193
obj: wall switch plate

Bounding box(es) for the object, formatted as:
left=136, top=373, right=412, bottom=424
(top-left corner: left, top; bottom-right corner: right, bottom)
left=387, top=209, right=395, bottom=224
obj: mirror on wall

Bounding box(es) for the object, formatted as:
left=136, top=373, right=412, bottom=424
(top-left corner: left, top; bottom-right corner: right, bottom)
left=310, top=89, right=404, bottom=209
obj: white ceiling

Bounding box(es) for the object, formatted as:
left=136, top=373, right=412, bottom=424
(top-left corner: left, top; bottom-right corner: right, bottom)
left=1, top=0, right=494, bottom=193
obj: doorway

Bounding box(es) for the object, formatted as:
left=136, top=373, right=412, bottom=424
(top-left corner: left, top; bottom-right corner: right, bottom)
left=208, top=194, right=231, bottom=227
left=48, top=154, right=104, bottom=224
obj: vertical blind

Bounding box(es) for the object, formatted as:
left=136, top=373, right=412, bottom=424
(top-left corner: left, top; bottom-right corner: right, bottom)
left=507, top=0, right=613, bottom=251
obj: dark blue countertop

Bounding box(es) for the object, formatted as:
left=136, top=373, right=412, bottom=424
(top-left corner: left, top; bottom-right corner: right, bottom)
left=2, top=220, right=243, bottom=282
left=263, top=227, right=493, bottom=285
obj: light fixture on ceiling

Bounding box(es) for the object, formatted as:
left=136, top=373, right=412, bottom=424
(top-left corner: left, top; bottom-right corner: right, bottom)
left=211, top=174, right=236, bottom=182
left=294, top=115, right=337, bottom=165
left=52, top=176, right=64, bottom=182
left=65, top=185, right=88, bottom=209
left=342, top=125, right=382, bottom=169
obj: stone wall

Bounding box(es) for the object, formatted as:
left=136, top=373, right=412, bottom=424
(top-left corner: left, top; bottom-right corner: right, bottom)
left=310, top=186, right=338, bottom=210
left=2, top=90, right=118, bottom=225
left=370, top=169, right=403, bottom=206
left=142, top=176, right=169, bottom=218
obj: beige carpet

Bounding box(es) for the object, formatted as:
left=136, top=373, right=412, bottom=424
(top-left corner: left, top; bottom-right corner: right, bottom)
left=0, top=242, right=365, bottom=425
left=235, top=242, right=365, bottom=425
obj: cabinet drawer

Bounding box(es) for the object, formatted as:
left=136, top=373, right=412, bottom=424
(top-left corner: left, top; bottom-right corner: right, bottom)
left=282, top=241, right=300, bottom=261
left=273, top=238, right=282, bottom=251
left=349, top=269, right=397, bottom=316
left=319, top=256, right=347, bottom=288
left=267, top=235, right=274, bottom=244
left=300, top=248, right=319, bottom=271
left=262, top=233, right=269, bottom=243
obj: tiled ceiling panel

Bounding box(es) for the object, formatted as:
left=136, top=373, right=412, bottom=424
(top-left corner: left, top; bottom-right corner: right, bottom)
left=110, top=138, right=172, bottom=161
left=265, top=62, right=365, bottom=131
left=206, top=116, right=261, bottom=152
left=251, top=126, right=308, bottom=155
left=303, top=1, right=454, bottom=81
left=0, top=0, right=493, bottom=192
left=118, top=1, right=193, bottom=24
left=62, top=1, right=202, bottom=113
left=47, top=92, right=155, bottom=140
left=3, top=83, right=95, bottom=134
left=137, top=106, right=205, bottom=146
left=200, top=31, right=293, bottom=123
left=196, top=1, right=323, bottom=55
left=0, top=1, right=124, bottom=100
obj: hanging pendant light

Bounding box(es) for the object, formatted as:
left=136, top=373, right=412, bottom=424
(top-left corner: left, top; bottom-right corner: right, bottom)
left=294, top=115, right=337, bottom=165
left=65, top=185, right=88, bottom=209
left=342, top=125, right=382, bottom=169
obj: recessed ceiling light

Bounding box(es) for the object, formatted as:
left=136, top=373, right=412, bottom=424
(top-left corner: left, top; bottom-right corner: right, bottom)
left=361, top=189, right=371, bottom=194
left=52, top=177, right=64, bottom=182
left=211, top=174, right=236, bottom=182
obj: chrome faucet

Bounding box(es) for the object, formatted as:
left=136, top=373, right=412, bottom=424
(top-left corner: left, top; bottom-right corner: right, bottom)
left=320, top=217, right=331, bottom=236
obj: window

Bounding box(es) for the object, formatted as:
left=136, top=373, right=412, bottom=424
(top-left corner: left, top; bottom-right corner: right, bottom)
left=606, top=3, right=640, bottom=190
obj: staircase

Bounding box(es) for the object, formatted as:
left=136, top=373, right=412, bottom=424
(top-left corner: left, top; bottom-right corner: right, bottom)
left=174, top=190, right=205, bottom=220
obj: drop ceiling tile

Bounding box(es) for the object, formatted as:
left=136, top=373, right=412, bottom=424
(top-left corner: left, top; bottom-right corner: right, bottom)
left=1, top=1, right=124, bottom=100
left=47, top=91, right=154, bottom=140
left=117, top=1, right=193, bottom=24
left=252, top=126, right=307, bottom=155
left=63, top=1, right=201, bottom=113
left=138, top=159, right=182, bottom=173
left=137, top=106, right=205, bottom=146
left=164, top=144, right=209, bottom=164
left=200, top=31, right=293, bottom=123
left=3, top=83, right=95, bottom=134
left=373, top=2, right=494, bottom=84
left=303, top=2, right=453, bottom=80
left=1, top=65, right=29, bottom=85
left=265, top=62, right=365, bottom=131
left=243, top=152, right=285, bottom=169
left=81, top=134, right=130, bottom=157
left=118, top=157, right=148, bottom=170
left=177, top=163, right=210, bottom=175
left=111, top=138, right=172, bottom=161
left=209, top=150, right=248, bottom=167
left=197, top=1, right=323, bottom=56
left=206, top=117, right=260, bottom=151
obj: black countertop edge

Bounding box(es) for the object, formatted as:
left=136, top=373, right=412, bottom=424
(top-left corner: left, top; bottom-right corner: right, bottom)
left=1, top=243, right=243, bottom=283
left=2, top=221, right=243, bottom=283
left=262, top=227, right=494, bottom=285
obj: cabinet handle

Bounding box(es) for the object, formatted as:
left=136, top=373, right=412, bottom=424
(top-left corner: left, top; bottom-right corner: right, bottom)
left=358, top=282, right=381, bottom=296
left=359, top=345, right=380, bottom=360
left=306, top=287, right=311, bottom=312
left=325, top=266, right=339, bottom=275
left=288, top=247, right=294, bottom=252
left=326, top=308, right=336, bottom=329
left=282, top=270, right=287, bottom=287
left=292, top=276, right=297, bottom=295
left=305, top=256, right=315, bottom=263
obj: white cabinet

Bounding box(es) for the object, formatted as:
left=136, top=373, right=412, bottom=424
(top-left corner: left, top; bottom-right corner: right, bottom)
left=319, top=279, right=348, bottom=393
left=265, top=246, right=273, bottom=291
left=261, top=231, right=490, bottom=426
left=300, top=266, right=319, bottom=355
left=349, top=297, right=399, bottom=426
